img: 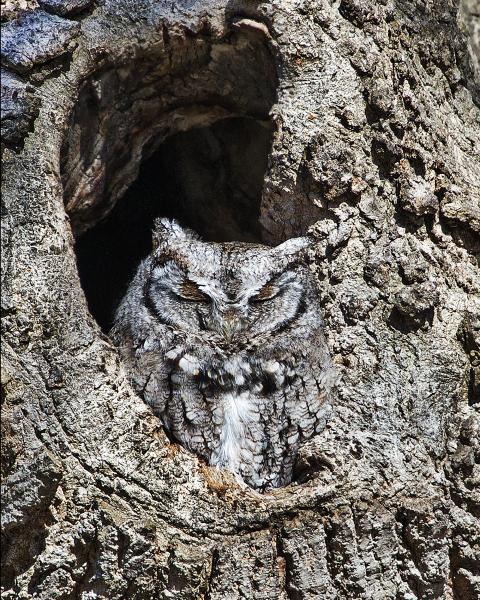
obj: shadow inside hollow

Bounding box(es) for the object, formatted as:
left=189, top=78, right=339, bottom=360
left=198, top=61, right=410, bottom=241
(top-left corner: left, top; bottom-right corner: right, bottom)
left=75, top=117, right=273, bottom=332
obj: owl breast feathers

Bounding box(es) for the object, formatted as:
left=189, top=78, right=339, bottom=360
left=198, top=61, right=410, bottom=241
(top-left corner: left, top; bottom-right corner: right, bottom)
left=110, top=219, right=336, bottom=490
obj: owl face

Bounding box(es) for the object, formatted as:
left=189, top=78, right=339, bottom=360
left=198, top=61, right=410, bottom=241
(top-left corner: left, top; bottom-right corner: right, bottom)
left=145, top=220, right=312, bottom=346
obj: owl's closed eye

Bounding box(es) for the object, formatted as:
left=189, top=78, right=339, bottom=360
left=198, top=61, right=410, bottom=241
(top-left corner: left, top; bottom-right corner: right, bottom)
left=249, top=282, right=279, bottom=303
left=178, top=280, right=211, bottom=303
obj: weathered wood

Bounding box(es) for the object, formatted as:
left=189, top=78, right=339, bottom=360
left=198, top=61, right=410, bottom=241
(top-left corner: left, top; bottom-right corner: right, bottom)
left=1, top=0, right=479, bottom=598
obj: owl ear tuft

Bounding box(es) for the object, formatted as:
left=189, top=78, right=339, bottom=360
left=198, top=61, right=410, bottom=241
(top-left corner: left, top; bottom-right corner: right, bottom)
left=152, top=218, right=200, bottom=250
left=272, top=236, right=312, bottom=265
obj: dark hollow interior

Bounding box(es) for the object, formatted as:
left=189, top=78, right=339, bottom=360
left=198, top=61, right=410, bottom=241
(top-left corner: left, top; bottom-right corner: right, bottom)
left=75, top=117, right=273, bottom=332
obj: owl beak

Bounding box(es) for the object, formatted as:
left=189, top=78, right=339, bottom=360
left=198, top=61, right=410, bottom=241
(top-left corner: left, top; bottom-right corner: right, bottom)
left=221, top=314, right=244, bottom=342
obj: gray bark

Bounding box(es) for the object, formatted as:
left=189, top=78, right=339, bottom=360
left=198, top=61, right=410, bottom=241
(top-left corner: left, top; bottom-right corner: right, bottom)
left=1, top=0, right=479, bottom=599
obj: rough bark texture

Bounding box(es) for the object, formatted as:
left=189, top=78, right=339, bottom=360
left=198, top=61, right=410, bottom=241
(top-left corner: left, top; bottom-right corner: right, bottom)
left=1, top=0, right=479, bottom=599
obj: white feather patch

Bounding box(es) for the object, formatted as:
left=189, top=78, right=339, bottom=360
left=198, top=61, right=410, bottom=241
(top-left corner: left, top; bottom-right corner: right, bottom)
left=178, top=354, right=200, bottom=375
left=212, top=392, right=254, bottom=473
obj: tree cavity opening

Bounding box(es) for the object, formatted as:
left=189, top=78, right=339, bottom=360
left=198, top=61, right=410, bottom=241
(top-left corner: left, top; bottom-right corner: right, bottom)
left=61, top=26, right=277, bottom=332
left=74, top=117, right=272, bottom=331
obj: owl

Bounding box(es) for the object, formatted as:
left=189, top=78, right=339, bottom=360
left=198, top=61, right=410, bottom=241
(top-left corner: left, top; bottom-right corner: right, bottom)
left=110, top=219, right=336, bottom=490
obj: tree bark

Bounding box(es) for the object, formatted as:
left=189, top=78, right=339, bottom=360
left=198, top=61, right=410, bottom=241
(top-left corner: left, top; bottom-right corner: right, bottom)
left=1, top=1, right=479, bottom=599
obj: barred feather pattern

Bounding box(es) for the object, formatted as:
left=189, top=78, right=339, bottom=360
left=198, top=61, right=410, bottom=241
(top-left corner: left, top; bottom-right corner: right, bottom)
left=110, top=219, right=336, bottom=490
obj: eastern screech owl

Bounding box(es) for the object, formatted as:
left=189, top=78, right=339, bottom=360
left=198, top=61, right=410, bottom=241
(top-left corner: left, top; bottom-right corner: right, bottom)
left=110, top=219, right=336, bottom=490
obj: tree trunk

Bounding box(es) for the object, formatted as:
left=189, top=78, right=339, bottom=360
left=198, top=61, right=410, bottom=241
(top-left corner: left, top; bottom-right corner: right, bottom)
left=1, top=1, right=479, bottom=598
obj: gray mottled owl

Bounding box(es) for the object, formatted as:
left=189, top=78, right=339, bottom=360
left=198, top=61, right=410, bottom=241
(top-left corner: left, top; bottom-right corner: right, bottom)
left=110, top=219, right=336, bottom=490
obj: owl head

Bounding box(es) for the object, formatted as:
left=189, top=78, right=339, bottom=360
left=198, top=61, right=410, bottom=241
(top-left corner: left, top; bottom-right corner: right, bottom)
left=143, top=219, right=316, bottom=347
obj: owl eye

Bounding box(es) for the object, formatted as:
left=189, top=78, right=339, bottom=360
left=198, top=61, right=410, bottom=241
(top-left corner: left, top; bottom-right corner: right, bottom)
left=178, top=281, right=211, bottom=303
left=250, top=283, right=279, bottom=303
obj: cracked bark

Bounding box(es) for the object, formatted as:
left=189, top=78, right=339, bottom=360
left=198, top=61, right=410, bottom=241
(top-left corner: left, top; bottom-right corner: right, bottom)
left=1, top=0, right=479, bottom=598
